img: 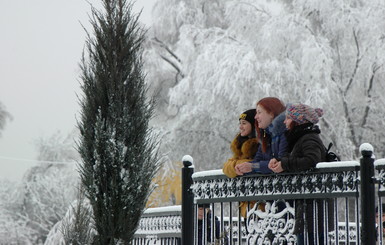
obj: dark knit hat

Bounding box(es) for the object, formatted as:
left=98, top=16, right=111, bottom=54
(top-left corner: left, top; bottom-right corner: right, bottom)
left=286, top=103, right=323, bottom=125
left=198, top=203, right=210, bottom=208
left=239, top=109, right=256, bottom=126
left=376, top=203, right=385, bottom=213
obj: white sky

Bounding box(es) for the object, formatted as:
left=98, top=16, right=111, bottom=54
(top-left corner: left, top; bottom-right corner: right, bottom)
left=0, top=0, right=157, bottom=181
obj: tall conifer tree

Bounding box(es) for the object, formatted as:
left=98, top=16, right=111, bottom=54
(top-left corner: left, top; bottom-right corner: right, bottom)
left=77, top=0, right=160, bottom=243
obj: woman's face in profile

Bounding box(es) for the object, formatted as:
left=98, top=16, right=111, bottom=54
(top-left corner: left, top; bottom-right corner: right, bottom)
left=284, top=116, right=293, bottom=129
left=239, top=119, right=252, bottom=136
left=255, top=105, right=274, bottom=129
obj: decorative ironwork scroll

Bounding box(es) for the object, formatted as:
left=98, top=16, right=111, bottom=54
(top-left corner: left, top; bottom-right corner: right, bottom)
left=245, top=200, right=296, bottom=244
left=192, top=168, right=359, bottom=203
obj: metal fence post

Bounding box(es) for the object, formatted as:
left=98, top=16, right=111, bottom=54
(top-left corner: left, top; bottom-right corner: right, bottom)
left=360, top=143, right=376, bottom=244
left=182, top=155, right=194, bottom=245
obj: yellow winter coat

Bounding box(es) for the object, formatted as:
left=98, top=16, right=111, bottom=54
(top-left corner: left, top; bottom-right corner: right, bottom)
left=222, top=135, right=263, bottom=217
left=222, top=135, right=259, bottom=178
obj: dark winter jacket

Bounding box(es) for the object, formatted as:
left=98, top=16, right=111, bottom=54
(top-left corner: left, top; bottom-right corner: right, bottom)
left=222, top=134, right=259, bottom=178
left=197, top=212, right=221, bottom=245
left=279, top=123, right=334, bottom=236
left=280, top=123, right=325, bottom=172
left=251, top=112, right=288, bottom=174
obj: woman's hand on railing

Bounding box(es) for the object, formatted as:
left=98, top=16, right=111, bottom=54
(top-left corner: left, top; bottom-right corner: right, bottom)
left=269, top=158, right=284, bottom=173
left=235, top=162, right=252, bottom=175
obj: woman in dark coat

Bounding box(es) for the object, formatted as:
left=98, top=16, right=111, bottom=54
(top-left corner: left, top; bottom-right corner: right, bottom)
left=269, top=103, right=334, bottom=245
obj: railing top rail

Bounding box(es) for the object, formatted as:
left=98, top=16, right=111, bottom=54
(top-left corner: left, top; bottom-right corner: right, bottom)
left=191, top=162, right=361, bottom=204
left=142, top=205, right=181, bottom=217
left=192, top=161, right=360, bottom=181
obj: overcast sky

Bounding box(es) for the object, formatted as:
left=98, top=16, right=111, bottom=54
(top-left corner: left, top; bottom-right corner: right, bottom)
left=0, top=0, right=157, bottom=181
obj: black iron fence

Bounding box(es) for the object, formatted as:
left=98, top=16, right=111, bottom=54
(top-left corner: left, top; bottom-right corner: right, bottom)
left=134, top=143, right=385, bottom=245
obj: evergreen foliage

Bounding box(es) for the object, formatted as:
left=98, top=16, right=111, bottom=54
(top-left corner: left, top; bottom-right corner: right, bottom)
left=77, top=0, right=160, bottom=243
left=61, top=186, right=94, bottom=245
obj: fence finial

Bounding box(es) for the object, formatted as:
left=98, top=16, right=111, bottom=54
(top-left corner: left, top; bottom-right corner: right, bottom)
left=182, top=155, right=194, bottom=167
left=359, top=143, right=374, bottom=157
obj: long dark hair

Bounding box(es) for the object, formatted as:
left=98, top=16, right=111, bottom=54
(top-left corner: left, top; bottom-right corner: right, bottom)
left=235, top=129, right=256, bottom=149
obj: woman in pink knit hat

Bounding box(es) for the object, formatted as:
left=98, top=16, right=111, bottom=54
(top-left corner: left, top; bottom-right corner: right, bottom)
left=268, top=103, right=334, bottom=245
left=269, top=103, right=325, bottom=173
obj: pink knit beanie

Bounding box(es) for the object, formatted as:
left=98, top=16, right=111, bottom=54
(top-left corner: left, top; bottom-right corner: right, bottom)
left=286, top=103, right=323, bottom=124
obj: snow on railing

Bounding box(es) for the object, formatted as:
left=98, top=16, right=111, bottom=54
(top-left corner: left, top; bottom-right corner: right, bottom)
left=134, top=156, right=385, bottom=244
left=134, top=205, right=181, bottom=237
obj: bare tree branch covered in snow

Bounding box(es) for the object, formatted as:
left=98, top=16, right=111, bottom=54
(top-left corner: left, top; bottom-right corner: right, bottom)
left=152, top=37, right=185, bottom=84
left=144, top=0, right=385, bottom=170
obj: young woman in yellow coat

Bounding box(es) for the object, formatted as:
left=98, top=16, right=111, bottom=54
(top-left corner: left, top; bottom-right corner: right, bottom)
left=223, top=109, right=259, bottom=178
left=222, top=109, right=259, bottom=217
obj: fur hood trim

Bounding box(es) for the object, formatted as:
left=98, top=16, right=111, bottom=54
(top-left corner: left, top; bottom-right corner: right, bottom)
left=231, top=136, right=259, bottom=159
left=267, top=112, right=287, bottom=137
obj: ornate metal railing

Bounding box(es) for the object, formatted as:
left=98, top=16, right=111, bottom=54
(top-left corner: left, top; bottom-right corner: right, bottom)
left=133, top=145, right=385, bottom=245
left=132, top=205, right=181, bottom=244
left=191, top=161, right=361, bottom=245
left=192, top=162, right=360, bottom=202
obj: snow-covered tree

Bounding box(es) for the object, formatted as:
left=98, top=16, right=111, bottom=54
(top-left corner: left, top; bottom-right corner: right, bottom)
left=35, top=129, right=79, bottom=162
left=77, top=0, right=161, bottom=243
left=0, top=130, right=79, bottom=244
left=0, top=164, right=78, bottom=244
left=20, top=163, right=78, bottom=242
left=0, top=101, right=12, bottom=137
left=144, top=0, right=385, bottom=170
left=0, top=179, right=34, bottom=244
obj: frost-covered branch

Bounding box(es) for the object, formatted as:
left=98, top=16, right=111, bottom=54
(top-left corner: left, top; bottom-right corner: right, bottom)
left=320, top=117, right=338, bottom=148
left=152, top=37, right=185, bottom=84
left=153, top=37, right=182, bottom=63
left=237, top=2, right=271, bottom=17
left=358, top=63, right=381, bottom=143
left=159, top=54, right=185, bottom=80
left=153, top=37, right=185, bottom=85
left=343, top=97, right=357, bottom=147
left=335, top=41, right=344, bottom=85
left=13, top=212, right=50, bottom=233
left=344, top=29, right=361, bottom=96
